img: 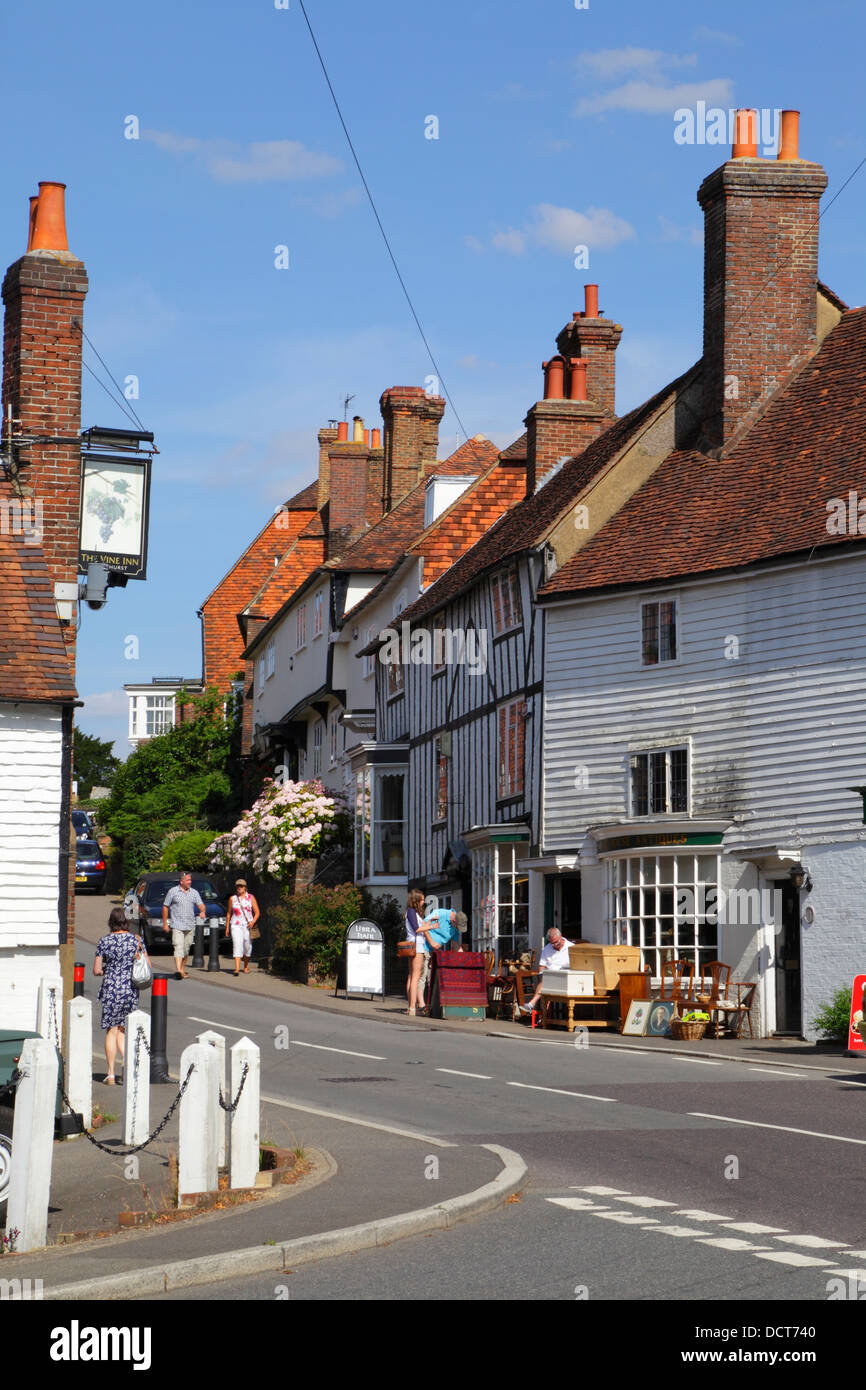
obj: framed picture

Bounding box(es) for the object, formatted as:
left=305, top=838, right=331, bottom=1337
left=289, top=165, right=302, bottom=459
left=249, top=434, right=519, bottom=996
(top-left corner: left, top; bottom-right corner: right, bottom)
left=645, top=1000, right=676, bottom=1037
left=623, top=999, right=651, bottom=1036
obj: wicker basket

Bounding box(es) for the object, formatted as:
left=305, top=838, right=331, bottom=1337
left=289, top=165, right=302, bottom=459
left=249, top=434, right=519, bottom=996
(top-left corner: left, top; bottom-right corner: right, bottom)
left=670, top=1016, right=707, bottom=1041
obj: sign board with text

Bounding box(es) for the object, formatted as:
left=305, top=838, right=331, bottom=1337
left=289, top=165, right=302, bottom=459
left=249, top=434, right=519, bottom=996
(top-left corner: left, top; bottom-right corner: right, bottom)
left=847, top=974, right=866, bottom=1054
left=342, top=919, right=384, bottom=999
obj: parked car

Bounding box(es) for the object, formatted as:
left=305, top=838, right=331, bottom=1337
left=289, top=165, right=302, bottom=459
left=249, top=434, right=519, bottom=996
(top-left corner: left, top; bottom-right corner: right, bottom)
left=74, top=839, right=106, bottom=893
left=71, top=809, right=95, bottom=840
left=131, top=873, right=228, bottom=953
left=0, top=1029, right=75, bottom=1219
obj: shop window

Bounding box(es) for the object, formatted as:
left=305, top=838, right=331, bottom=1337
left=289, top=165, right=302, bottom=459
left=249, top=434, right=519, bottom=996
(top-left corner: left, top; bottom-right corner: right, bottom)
left=605, top=852, right=718, bottom=979
left=471, top=841, right=528, bottom=963
left=630, top=747, right=688, bottom=816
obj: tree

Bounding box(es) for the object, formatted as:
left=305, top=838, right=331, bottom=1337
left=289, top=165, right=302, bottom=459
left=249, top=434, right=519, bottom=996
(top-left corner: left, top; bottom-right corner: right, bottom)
left=73, top=730, right=120, bottom=799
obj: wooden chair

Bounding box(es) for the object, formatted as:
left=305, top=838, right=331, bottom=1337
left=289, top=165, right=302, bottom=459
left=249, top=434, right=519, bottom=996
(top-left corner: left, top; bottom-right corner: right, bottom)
left=487, top=968, right=517, bottom=1020
left=696, top=961, right=733, bottom=1038
left=729, top=981, right=758, bottom=1038
left=483, top=949, right=496, bottom=976
left=660, top=959, right=694, bottom=1007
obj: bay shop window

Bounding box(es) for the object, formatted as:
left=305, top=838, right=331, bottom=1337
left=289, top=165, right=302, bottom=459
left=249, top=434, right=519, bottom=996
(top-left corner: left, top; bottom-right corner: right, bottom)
left=604, top=851, right=719, bottom=978
left=469, top=837, right=529, bottom=962
left=354, top=766, right=406, bottom=879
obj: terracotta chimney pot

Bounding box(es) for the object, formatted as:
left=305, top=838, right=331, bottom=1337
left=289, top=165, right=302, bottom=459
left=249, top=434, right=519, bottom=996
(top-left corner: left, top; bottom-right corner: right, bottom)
left=568, top=357, right=588, bottom=401
left=777, top=109, right=800, bottom=161
left=31, top=181, right=69, bottom=251
left=543, top=356, right=566, bottom=400
left=732, top=109, right=758, bottom=159
left=584, top=284, right=599, bottom=319
left=337, top=420, right=349, bottom=441
left=352, top=415, right=364, bottom=443
left=371, top=427, right=381, bottom=448
left=27, top=196, right=39, bottom=251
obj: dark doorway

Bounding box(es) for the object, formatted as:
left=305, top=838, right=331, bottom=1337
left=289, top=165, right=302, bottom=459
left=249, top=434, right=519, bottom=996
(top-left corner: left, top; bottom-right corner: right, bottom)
left=771, top=878, right=801, bottom=1034
left=560, top=874, right=582, bottom=940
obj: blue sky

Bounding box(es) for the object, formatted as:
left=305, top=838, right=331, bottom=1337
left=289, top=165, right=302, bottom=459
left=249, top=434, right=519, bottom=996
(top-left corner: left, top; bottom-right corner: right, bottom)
left=3, top=0, right=864, bottom=756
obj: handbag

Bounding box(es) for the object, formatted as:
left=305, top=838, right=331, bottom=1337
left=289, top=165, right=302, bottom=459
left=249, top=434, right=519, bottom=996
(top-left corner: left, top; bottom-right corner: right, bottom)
left=131, top=939, right=153, bottom=990
left=237, top=895, right=261, bottom=941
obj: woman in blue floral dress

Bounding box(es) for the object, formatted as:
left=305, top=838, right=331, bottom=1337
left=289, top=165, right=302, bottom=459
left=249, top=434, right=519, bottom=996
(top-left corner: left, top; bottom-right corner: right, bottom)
left=93, top=907, right=148, bottom=1084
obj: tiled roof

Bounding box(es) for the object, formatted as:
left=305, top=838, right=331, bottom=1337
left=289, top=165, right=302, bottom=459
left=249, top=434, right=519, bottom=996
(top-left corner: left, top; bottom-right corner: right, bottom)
left=401, top=366, right=696, bottom=625
left=0, top=532, right=76, bottom=703
left=499, top=432, right=527, bottom=460
left=407, top=460, right=527, bottom=588
left=539, top=308, right=866, bottom=598
left=428, top=436, right=500, bottom=471
left=243, top=533, right=326, bottom=624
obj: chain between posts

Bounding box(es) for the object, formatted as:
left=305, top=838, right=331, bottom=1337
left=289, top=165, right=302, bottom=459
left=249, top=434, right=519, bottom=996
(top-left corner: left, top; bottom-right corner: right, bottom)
left=57, top=1064, right=196, bottom=1157
left=218, top=1063, right=249, bottom=1114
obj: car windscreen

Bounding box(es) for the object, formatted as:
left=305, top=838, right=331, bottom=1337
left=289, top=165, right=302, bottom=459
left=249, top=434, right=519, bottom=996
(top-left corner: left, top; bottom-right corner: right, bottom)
left=142, top=881, right=223, bottom=909
left=191, top=881, right=223, bottom=903
left=75, top=841, right=102, bottom=861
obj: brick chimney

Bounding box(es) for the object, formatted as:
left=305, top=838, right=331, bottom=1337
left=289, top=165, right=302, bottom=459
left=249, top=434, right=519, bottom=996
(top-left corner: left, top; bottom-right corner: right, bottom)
left=316, top=423, right=339, bottom=510
left=697, top=109, right=828, bottom=449
left=556, top=283, right=622, bottom=416
left=2, top=182, right=88, bottom=663
left=379, top=386, right=446, bottom=510
left=524, top=297, right=618, bottom=496
left=327, top=417, right=385, bottom=557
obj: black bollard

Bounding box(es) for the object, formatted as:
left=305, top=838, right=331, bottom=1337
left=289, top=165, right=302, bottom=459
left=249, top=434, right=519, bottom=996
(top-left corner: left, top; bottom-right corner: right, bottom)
left=73, top=962, right=85, bottom=997
left=149, top=976, right=171, bottom=1083
left=192, top=919, right=205, bottom=969
left=207, top=917, right=221, bottom=972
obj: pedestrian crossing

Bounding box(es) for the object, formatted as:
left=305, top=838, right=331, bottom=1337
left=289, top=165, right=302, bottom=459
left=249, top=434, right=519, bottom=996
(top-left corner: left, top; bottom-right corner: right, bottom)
left=545, top=1187, right=866, bottom=1280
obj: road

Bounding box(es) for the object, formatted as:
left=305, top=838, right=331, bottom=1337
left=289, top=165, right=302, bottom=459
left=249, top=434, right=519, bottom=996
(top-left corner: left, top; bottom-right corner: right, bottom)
left=74, top=892, right=866, bottom=1303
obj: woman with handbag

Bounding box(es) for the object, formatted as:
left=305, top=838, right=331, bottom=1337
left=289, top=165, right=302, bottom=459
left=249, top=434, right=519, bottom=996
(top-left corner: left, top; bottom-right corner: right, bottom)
left=93, top=906, right=150, bottom=1084
left=225, top=878, right=261, bottom=976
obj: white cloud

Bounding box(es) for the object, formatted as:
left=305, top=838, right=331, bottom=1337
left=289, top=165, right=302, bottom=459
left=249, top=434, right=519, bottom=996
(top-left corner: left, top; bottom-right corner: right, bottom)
left=463, top=234, right=486, bottom=254
left=294, top=187, right=362, bottom=219
left=576, top=48, right=697, bottom=81
left=80, top=690, right=128, bottom=718
left=657, top=215, right=703, bottom=246
left=577, top=77, right=734, bottom=117
left=143, top=130, right=342, bottom=183
left=693, top=26, right=742, bottom=45
left=489, top=203, right=635, bottom=257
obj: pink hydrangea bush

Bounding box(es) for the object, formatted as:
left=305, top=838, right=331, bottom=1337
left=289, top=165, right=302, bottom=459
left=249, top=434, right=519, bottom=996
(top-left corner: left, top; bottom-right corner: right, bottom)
left=208, top=778, right=347, bottom=882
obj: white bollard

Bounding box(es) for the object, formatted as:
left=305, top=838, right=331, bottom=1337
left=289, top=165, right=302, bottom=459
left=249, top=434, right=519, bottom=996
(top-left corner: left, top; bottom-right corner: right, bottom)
left=196, top=1029, right=227, bottom=1168
left=121, top=1009, right=150, bottom=1146
left=37, top=976, right=64, bottom=1050
left=178, top=1042, right=218, bottom=1205
left=65, top=997, right=92, bottom=1131
left=229, top=1037, right=260, bottom=1190
left=7, top=1038, right=58, bottom=1252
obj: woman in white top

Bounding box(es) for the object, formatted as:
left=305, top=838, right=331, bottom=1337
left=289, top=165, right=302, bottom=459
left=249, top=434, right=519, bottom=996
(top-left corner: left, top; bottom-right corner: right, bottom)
left=224, top=878, right=261, bottom=977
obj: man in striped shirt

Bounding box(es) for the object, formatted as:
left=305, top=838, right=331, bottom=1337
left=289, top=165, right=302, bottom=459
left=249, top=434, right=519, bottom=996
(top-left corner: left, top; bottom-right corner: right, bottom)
left=162, top=871, right=206, bottom=979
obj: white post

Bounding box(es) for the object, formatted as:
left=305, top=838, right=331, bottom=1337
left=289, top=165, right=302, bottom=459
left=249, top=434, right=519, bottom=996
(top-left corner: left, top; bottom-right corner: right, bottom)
left=7, top=1038, right=58, bottom=1252
left=178, top=1042, right=218, bottom=1205
left=65, top=996, right=92, bottom=1130
left=229, top=1037, right=260, bottom=1190
left=37, top=976, right=64, bottom=1050
left=196, top=1029, right=227, bottom=1168
left=121, top=1009, right=150, bottom=1145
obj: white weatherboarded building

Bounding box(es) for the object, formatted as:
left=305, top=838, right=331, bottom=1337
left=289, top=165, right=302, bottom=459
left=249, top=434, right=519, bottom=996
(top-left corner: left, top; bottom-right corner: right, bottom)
left=0, top=533, right=77, bottom=1031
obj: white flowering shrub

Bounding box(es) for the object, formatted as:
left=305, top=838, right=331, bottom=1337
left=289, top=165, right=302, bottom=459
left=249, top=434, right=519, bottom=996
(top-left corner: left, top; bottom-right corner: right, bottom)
left=208, top=778, right=347, bottom=882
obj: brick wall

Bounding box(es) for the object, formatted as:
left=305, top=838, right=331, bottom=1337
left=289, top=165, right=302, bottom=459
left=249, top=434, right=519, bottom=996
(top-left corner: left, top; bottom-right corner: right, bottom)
left=698, top=159, right=828, bottom=448
left=2, top=251, right=88, bottom=668
left=316, top=425, right=338, bottom=510
left=556, top=314, right=622, bottom=417
left=524, top=399, right=611, bottom=495
left=328, top=443, right=370, bottom=556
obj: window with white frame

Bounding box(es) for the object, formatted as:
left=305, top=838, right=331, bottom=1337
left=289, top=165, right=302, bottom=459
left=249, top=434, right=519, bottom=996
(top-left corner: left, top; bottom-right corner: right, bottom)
left=329, top=712, right=338, bottom=764
left=497, top=699, right=525, bottom=800
left=630, top=747, right=688, bottom=816
left=266, top=640, right=275, bottom=678
left=362, top=627, right=375, bottom=678
left=296, top=604, right=307, bottom=651
left=144, top=695, right=174, bottom=737
left=257, top=656, right=265, bottom=692
left=605, top=852, right=718, bottom=979
left=354, top=766, right=406, bottom=879
left=312, top=719, right=323, bottom=776
left=641, top=599, right=677, bottom=665
left=314, top=589, right=324, bottom=637
left=471, top=842, right=528, bottom=962
left=490, top=566, right=522, bottom=636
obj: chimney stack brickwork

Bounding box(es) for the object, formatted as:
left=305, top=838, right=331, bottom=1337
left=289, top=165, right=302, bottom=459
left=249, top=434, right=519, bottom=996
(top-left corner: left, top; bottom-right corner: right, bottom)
left=316, top=425, right=338, bottom=510
left=524, top=398, right=610, bottom=496
left=698, top=157, right=828, bottom=448
left=2, top=250, right=88, bottom=665
left=379, top=386, right=446, bottom=509
left=328, top=442, right=372, bottom=557
left=556, top=301, right=622, bottom=417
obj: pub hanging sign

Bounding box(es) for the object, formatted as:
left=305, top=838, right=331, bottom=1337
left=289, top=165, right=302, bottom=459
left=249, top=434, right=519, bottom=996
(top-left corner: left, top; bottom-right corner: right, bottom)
left=78, top=453, right=152, bottom=579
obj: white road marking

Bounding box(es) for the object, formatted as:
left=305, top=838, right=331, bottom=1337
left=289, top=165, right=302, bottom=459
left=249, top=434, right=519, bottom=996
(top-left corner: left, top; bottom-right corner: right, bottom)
left=698, top=1237, right=771, bottom=1252
left=546, top=1198, right=609, bottom=1211
left=187, top=1017, right=256, bottom=1034
left=648, top=1224, right=712, bottom=1238
left=688, top=1112, right=866, bottom=1145
left=616, top=1195, right=677, bottom=1208
left=841, top=1250, right=866, bottom=1259
left=507, top=1081, right=617, bottom=1102
left=260, top=1093, right=455, bottom=1146
left=292, top=1041, right=386, bottom=1060
left=747, top=1067, right=803, bottom=1078
left=594, top=1212, right=659, bottom=1225
left=436, top=1068, right=492, bottom=1080
left=674, top=1209, right=732, bottom=1223
left=832, top=1269, right=866, bottom=1281
left=664, top=1056, right=722, bottom=1066
left=575, top=1185, right=632, bottom=1195
left=723, top=1221, right=787, bottom=1235
left=773, top=1234, right=847, bottom=1249
left=753, top=1251, right=839, bottom=1268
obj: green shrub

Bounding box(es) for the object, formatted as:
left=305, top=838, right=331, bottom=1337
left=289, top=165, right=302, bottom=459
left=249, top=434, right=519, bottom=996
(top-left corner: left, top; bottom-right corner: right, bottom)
left=271, top=882, right=363, bottom=980
left=121, top=834, right=163, bottom=887
left=159, top=829, right=215, bottom=872
left=812, top=986, right=853, bottom=1041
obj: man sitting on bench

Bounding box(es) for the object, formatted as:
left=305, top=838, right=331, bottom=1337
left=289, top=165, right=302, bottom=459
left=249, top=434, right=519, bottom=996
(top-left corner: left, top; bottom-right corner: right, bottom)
left=519, top=927, right=574, bottom=1014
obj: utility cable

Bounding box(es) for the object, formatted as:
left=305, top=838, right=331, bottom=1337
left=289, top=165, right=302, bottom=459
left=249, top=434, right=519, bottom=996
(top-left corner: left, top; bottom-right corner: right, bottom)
left=78, top=325, right=148, bottom=433
left=296, top=0, right=470, bottom=443
left=81, top=359, right=145, bottom=431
